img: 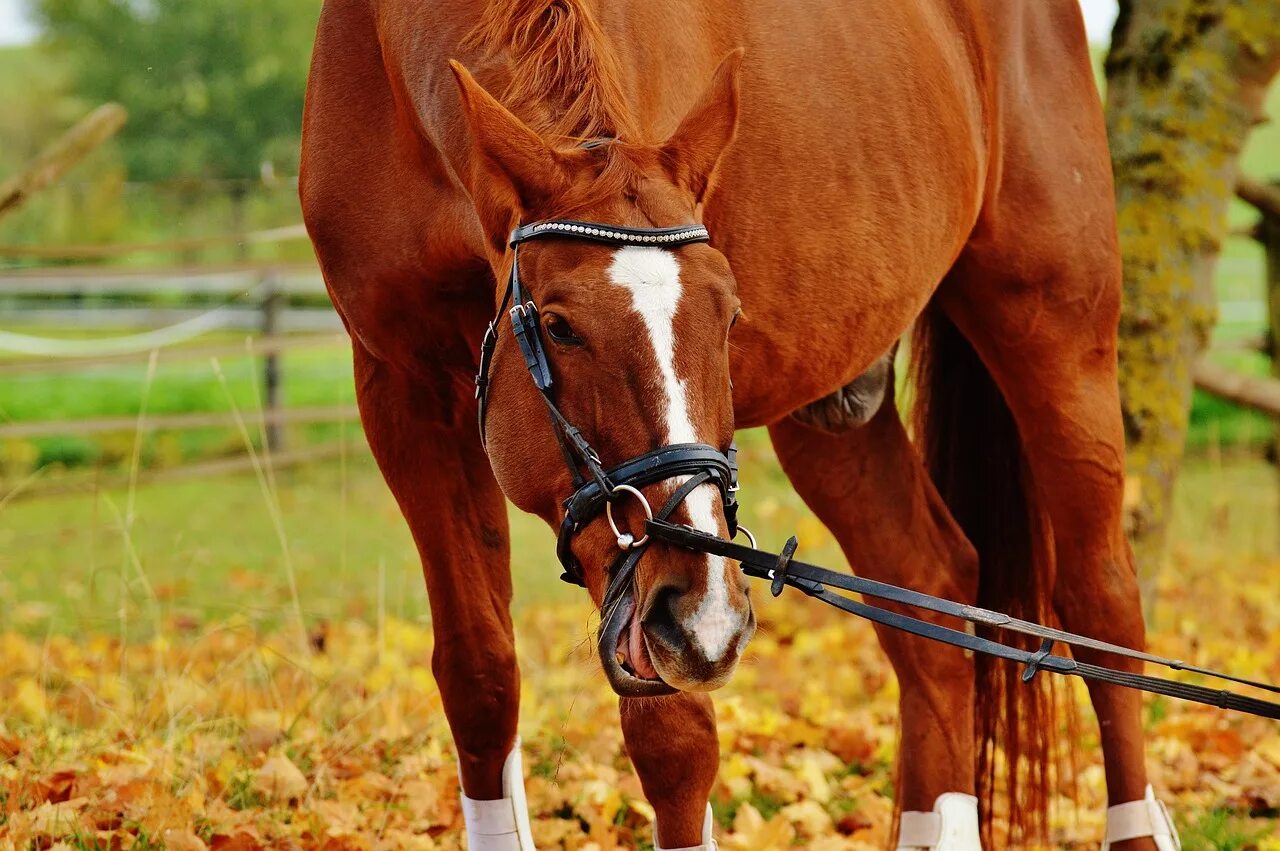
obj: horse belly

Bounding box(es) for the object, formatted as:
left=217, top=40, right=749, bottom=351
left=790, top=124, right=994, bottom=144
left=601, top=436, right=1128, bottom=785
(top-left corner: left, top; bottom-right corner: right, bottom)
left=708, top=0, right=989, bottom=426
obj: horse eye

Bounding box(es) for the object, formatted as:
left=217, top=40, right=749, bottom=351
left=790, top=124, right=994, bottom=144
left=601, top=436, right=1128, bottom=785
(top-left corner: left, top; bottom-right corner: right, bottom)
left=543, top=313, right=583, bottom=345
left=730, top=309, right=742, bottom=330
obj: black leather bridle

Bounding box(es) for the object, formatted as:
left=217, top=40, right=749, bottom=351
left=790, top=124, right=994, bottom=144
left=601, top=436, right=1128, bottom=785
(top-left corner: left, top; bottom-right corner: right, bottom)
left=474, top=217, right=746, bottom=696
left=472, top=218, right=1280, bottom=715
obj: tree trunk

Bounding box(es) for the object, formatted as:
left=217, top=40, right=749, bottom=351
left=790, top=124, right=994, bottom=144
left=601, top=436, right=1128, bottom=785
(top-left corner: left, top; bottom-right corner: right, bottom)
left=1107, top=1, right=1280, bottom=608
left=1263, top=182, right=1280, bottom=539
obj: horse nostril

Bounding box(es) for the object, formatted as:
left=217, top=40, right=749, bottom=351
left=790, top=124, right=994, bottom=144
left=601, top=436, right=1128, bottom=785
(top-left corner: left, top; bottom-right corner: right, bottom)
left=642, top=585, right=686, bottom=651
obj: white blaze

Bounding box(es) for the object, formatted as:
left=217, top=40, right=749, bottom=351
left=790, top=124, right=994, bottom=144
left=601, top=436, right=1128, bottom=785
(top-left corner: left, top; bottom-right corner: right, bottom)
left=607, top=246, right=738, bottom=660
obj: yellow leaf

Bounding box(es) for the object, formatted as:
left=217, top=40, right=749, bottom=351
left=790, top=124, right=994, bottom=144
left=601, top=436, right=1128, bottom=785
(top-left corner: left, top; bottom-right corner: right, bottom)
left=798, top=754, right=832, bottom=803
left=254, top=754, right=308, bottom=803
left=14, top=677, right=46, bottom=722
left=163, top=830, right=210, bottom=851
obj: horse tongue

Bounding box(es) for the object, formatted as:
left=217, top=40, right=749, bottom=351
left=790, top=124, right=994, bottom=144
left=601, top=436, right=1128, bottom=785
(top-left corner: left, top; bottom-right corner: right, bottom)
left=627, top=606, right=659, bottom=680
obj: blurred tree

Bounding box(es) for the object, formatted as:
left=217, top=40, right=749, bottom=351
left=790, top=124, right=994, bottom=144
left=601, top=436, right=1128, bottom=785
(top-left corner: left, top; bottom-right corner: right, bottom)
left=1107, top=1, right=1280, bottom=603
left=32, top=0, right=318, bottom=182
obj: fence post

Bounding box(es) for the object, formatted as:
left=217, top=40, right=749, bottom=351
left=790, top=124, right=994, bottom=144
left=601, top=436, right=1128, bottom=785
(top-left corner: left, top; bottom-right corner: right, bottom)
left=262, top=269, right=285, bottom=453
left=1264, top=183, right=1280, bottom=536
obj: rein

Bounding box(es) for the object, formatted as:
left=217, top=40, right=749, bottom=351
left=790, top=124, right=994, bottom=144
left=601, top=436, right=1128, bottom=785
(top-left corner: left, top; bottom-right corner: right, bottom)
left=474, top=216, right=1280, bottom=717
left=645, top=520, right=1280, bottom=719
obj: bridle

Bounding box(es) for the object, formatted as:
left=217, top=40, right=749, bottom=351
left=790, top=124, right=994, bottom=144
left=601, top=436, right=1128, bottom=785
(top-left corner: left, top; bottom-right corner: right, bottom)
left=473, top=217, right=748, bottom=696
left=470, top=220, right=1280, bottom=716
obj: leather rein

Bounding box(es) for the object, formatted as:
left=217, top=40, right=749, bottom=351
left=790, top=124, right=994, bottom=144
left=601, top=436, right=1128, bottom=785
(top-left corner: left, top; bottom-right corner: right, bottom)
left=474, top=217, right=1280, bottom=716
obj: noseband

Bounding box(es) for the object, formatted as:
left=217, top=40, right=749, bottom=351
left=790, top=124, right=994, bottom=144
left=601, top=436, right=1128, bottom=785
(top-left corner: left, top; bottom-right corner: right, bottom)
left=474, top=218, right=742, bottom=592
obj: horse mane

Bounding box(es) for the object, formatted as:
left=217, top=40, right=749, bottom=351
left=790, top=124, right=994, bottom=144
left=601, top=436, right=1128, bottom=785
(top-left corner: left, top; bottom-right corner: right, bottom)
left=464, top=0, right=641, bottom=143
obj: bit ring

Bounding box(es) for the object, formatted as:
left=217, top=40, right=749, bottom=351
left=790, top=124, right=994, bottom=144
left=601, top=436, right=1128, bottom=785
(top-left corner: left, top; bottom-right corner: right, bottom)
left=606, top=484, right=652, bottom=550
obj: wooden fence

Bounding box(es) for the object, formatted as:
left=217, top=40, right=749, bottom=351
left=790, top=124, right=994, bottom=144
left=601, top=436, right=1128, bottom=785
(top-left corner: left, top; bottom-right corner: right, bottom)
left=0, top=110, right=364, bottom=498
left=1193, top=177, right=1280, bottom=416
left=0, top=262, right=339, bottom=332
left=0, top=224, right=360, bottom=495
left=2, top=174, right=1279, bottom=500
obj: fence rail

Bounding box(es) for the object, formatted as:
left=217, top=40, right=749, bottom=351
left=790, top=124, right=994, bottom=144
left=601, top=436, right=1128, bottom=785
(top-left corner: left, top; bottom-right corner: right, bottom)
left=0, top=404, right=360, bottom=440
left=2, top=176, right=1279, bottom=496
left=3, top=305, right=343, bottom=333
left=1197, top=177, right=1280, bottom=417
left=0, top=223, right=310, bottom=260
left=0, top=221, right=348, bottom=459
left=0, top=263, right=322, bottom=294
left=0, top=333, right=346, bottom=375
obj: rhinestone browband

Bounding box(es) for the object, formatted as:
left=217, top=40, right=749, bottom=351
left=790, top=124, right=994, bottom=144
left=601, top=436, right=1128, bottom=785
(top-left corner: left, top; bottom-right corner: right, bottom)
left=509, top=219, right=711, bottom=248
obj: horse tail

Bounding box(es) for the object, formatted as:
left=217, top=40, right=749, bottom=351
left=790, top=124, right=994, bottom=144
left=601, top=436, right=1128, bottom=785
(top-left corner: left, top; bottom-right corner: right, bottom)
left=909, top=302, right=1061, bottom=846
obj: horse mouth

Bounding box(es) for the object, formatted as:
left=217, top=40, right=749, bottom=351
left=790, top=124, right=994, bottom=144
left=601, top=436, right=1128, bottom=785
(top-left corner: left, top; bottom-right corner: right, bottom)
left=619, top=596, right=659, bottom=680
left=598, top=592, right=677, bottom=697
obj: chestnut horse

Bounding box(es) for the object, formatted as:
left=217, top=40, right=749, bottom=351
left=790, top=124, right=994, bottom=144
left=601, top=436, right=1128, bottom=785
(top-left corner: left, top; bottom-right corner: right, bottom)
left=300, top=1, right=1180, bottom=848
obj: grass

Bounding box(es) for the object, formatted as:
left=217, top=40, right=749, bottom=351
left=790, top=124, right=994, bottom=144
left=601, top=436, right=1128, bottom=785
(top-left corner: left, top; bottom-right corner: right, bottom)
left=1179, top=808, right=1276, bottom=851
left=0, top=419, right=1272, bottom=640
left=0, top=427, right=846, bottom=637
left=0, top=334, right=355, bottom=474
left=1, top=441, right=1278, bottom=848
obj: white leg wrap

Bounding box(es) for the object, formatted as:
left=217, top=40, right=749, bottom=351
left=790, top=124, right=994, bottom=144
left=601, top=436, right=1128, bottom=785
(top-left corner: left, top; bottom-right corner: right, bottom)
left=654, top=803, right=717, bottom=851
left=1102, top=785, right=1180, bottom=851
left=459, top=737, right=537, bottom=850
left=897, top=793, right=982, bottom=850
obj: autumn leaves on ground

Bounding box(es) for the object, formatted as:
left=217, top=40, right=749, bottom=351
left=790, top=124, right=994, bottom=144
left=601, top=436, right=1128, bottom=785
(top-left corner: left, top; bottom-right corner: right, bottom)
left=2, top=451, right=1280, bottom=850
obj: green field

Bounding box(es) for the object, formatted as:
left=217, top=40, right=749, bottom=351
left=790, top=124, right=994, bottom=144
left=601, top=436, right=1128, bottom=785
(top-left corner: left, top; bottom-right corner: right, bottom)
left=0, top=427, right=1273, bottom=639
left=0, top=335, right=355, bottom=475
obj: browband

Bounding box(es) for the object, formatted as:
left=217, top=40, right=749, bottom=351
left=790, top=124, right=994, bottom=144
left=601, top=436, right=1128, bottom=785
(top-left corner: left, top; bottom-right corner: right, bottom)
left=510, top=220, right=710, bottom=248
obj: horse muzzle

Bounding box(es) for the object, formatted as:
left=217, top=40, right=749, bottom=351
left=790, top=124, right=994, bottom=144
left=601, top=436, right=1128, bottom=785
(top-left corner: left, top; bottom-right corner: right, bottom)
left=598, top=571, right=755, bottom=697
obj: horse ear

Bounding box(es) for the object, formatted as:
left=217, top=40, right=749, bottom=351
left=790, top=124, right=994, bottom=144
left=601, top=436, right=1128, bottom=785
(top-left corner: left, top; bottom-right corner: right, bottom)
left=660, top=49, right=743, bottom=207
left=448, top=60, right=568, bottom=224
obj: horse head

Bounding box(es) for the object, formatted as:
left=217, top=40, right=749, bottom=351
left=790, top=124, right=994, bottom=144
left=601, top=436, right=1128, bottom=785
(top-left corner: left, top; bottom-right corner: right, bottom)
left=450, top=52, right=755, bottom=694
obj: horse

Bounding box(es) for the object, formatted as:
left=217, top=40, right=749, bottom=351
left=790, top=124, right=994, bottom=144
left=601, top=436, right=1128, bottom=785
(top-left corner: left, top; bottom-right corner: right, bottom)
left=299, top=1, right=1180, bottom=848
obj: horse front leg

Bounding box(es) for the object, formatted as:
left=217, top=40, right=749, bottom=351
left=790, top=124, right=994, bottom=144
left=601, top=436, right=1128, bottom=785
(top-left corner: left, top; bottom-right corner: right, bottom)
left=621, top=693, right=720, bottom=850
left=353, top=340, right=534, bottom=849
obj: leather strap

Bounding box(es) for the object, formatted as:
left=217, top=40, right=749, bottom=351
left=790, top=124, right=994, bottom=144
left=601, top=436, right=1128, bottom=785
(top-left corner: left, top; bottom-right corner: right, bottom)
left=644, top=519, right=1280, bottom=719
left=562, top=444, right=736, bottom=531
left=897, top=812, right=942, bottom=848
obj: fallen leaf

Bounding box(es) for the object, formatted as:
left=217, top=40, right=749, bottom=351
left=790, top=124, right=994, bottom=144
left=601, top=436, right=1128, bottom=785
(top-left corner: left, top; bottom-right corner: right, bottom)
left=254, top=754, right=308, bottom=803
left=164, top=829, right=211, bottom=851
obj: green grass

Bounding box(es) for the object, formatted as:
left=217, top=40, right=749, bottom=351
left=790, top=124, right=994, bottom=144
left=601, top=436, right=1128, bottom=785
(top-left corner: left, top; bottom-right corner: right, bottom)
left=0, top=429, right=831, bottom=637
left=0, top=423, right=1271, bottom=640
left=0, top=316, right=1273, bottom=488
left=1178, top=807, right=1276, bottom=851
left=0, top=335, right=354, bottom=474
